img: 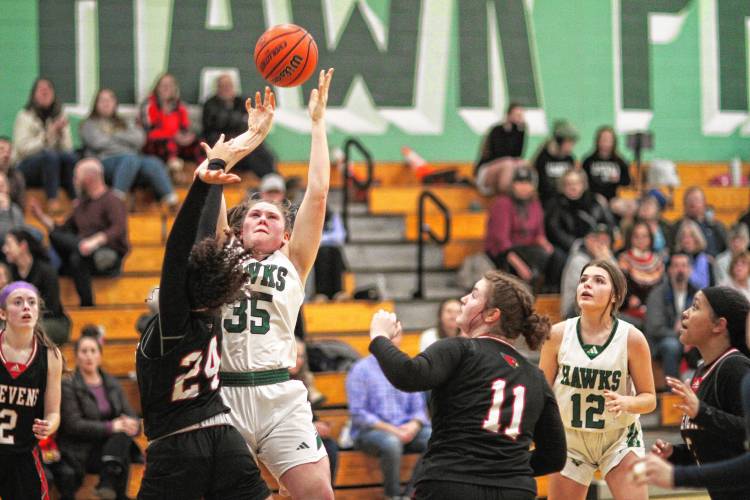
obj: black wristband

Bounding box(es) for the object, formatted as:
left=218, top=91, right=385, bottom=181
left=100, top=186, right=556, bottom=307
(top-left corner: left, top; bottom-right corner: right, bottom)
left=208, top=158, right=227, bottom=171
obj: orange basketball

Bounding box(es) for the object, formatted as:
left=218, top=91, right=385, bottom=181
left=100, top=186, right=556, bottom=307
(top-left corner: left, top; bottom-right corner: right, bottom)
left=254, top=24, right=318, bottom=87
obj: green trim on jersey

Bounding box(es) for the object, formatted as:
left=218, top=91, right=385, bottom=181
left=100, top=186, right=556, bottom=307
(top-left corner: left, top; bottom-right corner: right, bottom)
left=576, top=318, right=619, bottom=360
left=219, top=368, right=290, bottom=386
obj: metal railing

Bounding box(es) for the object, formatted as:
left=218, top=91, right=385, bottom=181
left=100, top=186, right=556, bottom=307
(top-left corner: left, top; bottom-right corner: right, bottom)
left=341, top=138, right=374, bottom=243
left=412, top=191, right=451, bottom=299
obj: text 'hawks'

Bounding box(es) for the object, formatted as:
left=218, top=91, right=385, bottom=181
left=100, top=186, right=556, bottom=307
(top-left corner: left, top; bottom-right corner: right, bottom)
left=244, top=262, right=288, bottom=292
left=0, top=384, right=40, bottom=407
left=559, top=364, right=622, bottom=391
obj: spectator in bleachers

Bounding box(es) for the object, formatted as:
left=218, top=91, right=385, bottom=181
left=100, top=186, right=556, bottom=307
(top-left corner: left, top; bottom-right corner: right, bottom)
left=720, top=251, right=750, bottom=301
left=54, top=327, right=141, bottom=500
left=532, top=119, right=578, bottom=204
left=632, top=191, right=671, bottom=255
left=346, top=328, right=431, bottom=500
left=139, top=73, right=201, bottom=174
left=31, top=158, right=129, bottom=307
left=545, top=168, right=614, bottom=257
left=485, top=166, right=563, bottom=291
left=12, top=78, right=77, bottom=213
left=0, top=136, right=27, bottom=207
left=670, top=186, right=727, bottom=256
left=0, top=262, right=10, bottom=289
left=559, top=224, right=616, bottom=319
left=2, top=228, right=70, bottom=344
left=0, top=171, right=25, bottom=242
left=581, top=126, right=631, bottom=202
left=474, top=102, right=526, bottom=196
left=291, top=338, right=338, bottom=482
left=715, top=223, right=749, bottom=281
left=314, top=207, right=347, bottom=300
left=202, top=74, right=276, bottom=180
left=645, top=253, right=695, bottom=380
left=81, top=88, right=178, bottom=210
left=617, top=221, right=665, bottom=328
left=419, top=298, right=461, bottom=352
left=674, top=219, right=718, bottom=290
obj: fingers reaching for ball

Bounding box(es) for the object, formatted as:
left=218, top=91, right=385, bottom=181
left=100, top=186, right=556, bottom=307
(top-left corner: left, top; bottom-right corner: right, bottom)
left=309, top=68, right=334, bottom=123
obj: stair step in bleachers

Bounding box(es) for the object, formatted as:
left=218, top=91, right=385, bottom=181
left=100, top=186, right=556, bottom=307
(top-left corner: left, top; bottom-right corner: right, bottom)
left=68, top=306, right=147, bottom=340
left=369, top=186, right=487, bottom=215
left=60, top=276, right=157, bottom=307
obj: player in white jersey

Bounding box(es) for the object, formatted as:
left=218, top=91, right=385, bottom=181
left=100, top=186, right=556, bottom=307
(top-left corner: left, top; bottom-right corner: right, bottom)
left=217, top=69, right=335, bottom=500
left=539, top=259, right=656, bottom=500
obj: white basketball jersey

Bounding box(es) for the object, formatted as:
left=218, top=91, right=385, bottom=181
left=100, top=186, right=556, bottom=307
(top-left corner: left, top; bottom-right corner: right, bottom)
left=553, top=317, right=637, bottom=432
left=221, top=250, right=304, bottom=371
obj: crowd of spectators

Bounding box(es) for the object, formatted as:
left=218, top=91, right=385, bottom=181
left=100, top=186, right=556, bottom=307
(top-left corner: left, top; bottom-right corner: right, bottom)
left=478, top=106, right=748, bottom=385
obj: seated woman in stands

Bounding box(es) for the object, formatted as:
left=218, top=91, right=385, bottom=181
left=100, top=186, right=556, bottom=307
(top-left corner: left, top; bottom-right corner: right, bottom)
left=617, top=221, right=664, bottom=328
left=674, top=219, right=719, bottom=290
left=81, top=88, right=178, bottom=210
left=139, top=73, right=202, bottom=175
left=53, top=327, right=141, bottom=500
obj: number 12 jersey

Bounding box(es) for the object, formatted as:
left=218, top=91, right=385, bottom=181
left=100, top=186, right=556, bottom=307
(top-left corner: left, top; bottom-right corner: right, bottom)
left=553, top=317, right=636, bottom=432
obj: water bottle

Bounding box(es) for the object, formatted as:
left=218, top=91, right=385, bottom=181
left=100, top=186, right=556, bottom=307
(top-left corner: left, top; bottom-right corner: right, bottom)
left=730, top=156, right=742, bottom=186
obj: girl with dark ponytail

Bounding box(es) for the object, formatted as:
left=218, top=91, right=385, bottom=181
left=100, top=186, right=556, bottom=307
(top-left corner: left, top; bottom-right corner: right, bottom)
left=367, top=270, right=566, bottom=500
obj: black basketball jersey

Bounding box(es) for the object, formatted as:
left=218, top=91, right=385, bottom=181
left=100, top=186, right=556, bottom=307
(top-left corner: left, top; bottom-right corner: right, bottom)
left=0, top=338, right=48, bottom=454
left=681, top=349, right=750, bottom=465
left=419, top=336, right=558, bottom=492
left=137, top=314, right=229, bottom=440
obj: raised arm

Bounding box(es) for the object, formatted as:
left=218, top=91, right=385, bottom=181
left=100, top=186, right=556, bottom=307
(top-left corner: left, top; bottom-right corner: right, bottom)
left=158, top=138, right=246, bottom=339
left=368, top=310, right=465, bottom=391
left=288, top=69, right=334, bottom=282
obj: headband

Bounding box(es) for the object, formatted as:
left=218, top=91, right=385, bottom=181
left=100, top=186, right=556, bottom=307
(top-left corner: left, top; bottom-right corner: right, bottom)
left=0, top=281, right=39, bottom=306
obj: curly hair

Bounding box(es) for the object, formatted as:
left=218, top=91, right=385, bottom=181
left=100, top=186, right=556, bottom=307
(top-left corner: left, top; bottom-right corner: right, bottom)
left=186, top=236, right=249, bottom=311
left=483, top=270, right=551, bottom=351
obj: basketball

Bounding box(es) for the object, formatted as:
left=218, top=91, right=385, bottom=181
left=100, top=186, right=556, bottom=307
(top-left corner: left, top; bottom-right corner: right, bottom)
left=254, top=24, right=318, bottom=87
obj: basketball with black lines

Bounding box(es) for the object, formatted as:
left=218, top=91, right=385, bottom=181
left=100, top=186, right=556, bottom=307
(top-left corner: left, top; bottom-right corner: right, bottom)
left=254, top=24, right=318, bottom=87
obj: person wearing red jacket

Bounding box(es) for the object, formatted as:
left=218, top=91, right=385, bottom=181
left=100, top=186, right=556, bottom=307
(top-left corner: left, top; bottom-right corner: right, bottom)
left=139, top=73, right=202, bottom=173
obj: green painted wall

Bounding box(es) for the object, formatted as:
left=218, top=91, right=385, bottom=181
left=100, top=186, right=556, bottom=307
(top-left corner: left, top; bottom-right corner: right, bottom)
left=1, top=0, right=748, bottom=162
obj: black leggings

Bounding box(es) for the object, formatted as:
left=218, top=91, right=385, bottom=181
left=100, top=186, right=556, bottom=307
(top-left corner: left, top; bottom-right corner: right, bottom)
left=415, top=480, right=534, bottom=500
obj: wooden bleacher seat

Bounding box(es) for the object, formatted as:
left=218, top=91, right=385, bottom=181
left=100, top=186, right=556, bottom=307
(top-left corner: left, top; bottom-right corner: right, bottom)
left=60, top=276, right=157, bottom=307
left=369, top=186, right=487, bottom=215
left=61, top=342, right=137, bottom=378
left=303, top=301, right=394, bottom=334
left=68, top=306, right=146, bottom=340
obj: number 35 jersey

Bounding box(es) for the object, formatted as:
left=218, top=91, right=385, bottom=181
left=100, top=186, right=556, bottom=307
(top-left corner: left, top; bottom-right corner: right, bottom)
left=553, top=317, right=636, bottom=432
left=221, top=250, right=304, bottom=372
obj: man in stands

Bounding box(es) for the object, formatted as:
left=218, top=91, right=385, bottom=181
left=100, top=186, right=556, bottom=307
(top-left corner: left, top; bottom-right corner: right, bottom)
left=31, top=158, right=129, bottom=307
left=346, top=328, right=431, bottom=500
left=645, top=252, right=696, bottom=380
left=670, top=186, right=727, bottom=256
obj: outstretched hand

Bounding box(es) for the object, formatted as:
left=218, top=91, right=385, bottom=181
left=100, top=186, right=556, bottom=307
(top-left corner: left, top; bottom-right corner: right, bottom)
left=199, top=134, right=249, bottom=180
left=308, top=68, right=334, bottom=123
left=246, top=86, right=276, bottom=139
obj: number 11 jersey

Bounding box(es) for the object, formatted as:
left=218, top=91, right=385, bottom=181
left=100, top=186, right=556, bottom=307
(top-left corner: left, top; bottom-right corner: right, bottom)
left=553, top=317, right=636, bottom=432
left=221, top=250, right=304, bottom=372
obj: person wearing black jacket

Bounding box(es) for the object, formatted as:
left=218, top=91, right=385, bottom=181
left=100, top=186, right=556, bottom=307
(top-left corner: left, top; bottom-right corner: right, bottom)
left=532, top=120, right=578, bottom=204
left=54, top=329, right=141, bottom=500
left=545, top=168, right=615, bottom=255
left=642, top=286, right=750, bottom=499
left=202, top=74, right=275, bottom=179
left=368, top=271, right=566, bottom=500
left=581, top=126, right=630, bottom=202
left=137, top=89, right=275, bottom=500
left=474, top=103, right=527, bottom=195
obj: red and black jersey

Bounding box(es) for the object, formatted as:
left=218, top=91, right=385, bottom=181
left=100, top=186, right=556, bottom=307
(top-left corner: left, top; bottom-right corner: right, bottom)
left=136, top=164, right=229, bottom=441
left=0, top=336, right=48, bottom=454
left=370, top=335, right=565, bottom=495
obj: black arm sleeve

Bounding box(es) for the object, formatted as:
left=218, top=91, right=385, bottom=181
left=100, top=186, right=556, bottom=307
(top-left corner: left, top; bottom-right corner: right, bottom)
left=673, top=452, right=750, bottom=489
left=158, top=159, right=226, bottom=341
left=195, top=184, right=223, bottom=243
left=369, top=336, right=466, bottom=392
left=668, top=444, right=696, bottom=466
left=529, top=382, right=567, bottom=476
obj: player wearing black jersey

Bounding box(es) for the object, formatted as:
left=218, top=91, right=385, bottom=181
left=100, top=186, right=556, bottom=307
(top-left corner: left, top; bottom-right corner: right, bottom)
left=368, top=271, right=566, bottom=500
left=644, top=286, right=750, bottom=500
left=0, top=281, right=63, bottom=500
left=136, top=89, right=274, bottom=500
